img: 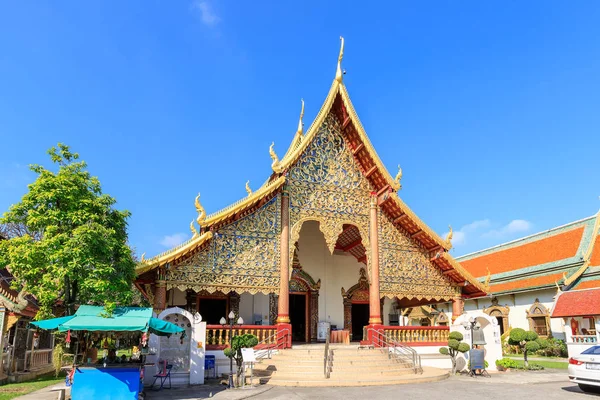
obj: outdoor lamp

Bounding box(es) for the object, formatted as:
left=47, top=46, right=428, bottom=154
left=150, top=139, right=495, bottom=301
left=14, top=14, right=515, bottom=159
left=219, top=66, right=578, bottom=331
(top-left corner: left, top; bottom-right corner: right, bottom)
left=220, top=317, right=226, bottom=325
left=469, top=316, right=475, bottom=323
left=228, top=311, right=235, bottom=319
left=237, top=317, right=244, bottom=325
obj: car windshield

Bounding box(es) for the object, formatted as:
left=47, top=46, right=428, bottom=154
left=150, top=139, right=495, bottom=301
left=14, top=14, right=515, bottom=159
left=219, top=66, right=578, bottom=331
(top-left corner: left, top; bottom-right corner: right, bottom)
left=581, top=346, right=600, bottom=355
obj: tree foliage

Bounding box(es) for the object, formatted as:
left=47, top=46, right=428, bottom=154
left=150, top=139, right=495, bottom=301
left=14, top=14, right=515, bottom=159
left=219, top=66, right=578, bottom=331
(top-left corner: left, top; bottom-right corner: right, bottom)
left=508, top=328, right=545, bottom=367
left=440, top=331, right=470, bottom=374
left=0, top=144, right=136, bottom=318
left=224, top=333, right=259, bottom=386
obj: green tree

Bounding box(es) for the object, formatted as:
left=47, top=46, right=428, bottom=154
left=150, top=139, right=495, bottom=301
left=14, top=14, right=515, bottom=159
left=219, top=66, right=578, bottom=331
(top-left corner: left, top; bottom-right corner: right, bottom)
left=0, top=143, right=136, bottom=318
left=224, top=334, right=259, bottom=386
left=508, top=328, right=546, bottom=368
left=439, top=331, right=470, bottom=374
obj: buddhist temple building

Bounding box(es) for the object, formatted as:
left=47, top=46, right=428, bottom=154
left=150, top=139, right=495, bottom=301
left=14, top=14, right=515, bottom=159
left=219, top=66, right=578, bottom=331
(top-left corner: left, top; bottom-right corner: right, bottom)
left=135, top=37, right=488, bottom=348
left=456, top=211, right=600, bottom=340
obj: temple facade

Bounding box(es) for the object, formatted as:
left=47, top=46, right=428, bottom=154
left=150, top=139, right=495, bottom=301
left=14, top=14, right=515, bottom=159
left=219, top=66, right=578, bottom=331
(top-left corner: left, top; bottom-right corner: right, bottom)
left=135, top=38, right=487, bottom=348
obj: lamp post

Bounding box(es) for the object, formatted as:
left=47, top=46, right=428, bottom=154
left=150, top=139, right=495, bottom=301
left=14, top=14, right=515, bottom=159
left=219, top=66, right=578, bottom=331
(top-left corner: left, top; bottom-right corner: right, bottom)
left=220, top=311, right=244, bottom=389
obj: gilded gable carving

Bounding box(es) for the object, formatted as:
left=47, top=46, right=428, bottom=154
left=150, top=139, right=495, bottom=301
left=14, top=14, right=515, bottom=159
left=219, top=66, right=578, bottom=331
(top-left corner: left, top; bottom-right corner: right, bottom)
left=288, top=112, right=372, bottom=274
left=379, top=210, right=459, bottom=300
left=165, top=196, right=281, bottom=295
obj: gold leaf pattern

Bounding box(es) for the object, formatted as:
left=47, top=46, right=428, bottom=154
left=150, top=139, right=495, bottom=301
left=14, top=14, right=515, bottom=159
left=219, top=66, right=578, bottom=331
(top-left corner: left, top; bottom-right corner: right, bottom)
left=165, top=196, right=281, bottom=295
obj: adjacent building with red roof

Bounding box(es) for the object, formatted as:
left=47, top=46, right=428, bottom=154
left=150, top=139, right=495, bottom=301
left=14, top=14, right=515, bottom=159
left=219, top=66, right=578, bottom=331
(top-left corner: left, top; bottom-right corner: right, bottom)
left=453, top=212, right=600, bottom=340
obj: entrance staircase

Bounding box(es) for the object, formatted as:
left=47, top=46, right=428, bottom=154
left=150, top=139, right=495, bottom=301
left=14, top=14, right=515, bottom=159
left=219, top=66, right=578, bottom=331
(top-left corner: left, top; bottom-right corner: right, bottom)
left=252, top=345, right=448, bottom=387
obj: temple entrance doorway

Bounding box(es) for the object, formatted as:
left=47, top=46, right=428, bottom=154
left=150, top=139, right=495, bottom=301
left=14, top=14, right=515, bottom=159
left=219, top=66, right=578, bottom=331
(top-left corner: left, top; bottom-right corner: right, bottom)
left=289, top=293, right=308, bottom=342
left=351, top=303, right=369, bottom=341
left=198, top=298, right=227, bottom=324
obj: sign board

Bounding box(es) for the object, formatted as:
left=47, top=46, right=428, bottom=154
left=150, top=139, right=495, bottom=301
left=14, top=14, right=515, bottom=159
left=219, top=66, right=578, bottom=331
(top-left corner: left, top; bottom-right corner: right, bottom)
left=469, top=349, right=485, bottom=370
left=241, top=348, right=256, bottom=363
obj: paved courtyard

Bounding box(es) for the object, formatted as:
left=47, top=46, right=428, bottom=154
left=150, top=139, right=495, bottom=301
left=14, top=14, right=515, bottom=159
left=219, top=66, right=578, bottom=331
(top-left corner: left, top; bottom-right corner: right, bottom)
left=144, top=371, right=600, bottom=400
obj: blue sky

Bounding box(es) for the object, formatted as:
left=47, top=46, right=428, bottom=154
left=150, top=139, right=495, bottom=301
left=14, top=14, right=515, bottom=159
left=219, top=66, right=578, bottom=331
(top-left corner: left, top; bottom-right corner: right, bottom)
left=1, top=1, right=599, bottom=258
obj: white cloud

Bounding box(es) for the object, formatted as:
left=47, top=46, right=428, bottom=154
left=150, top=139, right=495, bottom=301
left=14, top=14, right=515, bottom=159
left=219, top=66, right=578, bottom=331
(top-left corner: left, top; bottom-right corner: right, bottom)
left=191, top=0, right=221, bottom=26
left=443, top=219, right=490, bottom=247
left=482, top=219, right=533, bottom=238
left=160, top=233, right=188, bottom=248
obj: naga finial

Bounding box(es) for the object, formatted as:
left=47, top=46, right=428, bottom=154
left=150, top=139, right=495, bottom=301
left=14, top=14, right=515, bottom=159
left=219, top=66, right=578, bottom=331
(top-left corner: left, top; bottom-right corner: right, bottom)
left=140, top=252, right=146, bottom=263
left=563, top=271, right=568, bottom=282
left=445, top=225, right=453, bottom=248
left=394, top=165, right=403, bottom=190
left=269, top=142, right=281, bottom=172
left=484, top=267, right=491, bottom=288
left=335, top=36, right=345, bottom=83
left=297, top=98, right=305, bottom=136
left=195, top=193, right=206, bottom=226
left=245, top=180, right=252, bottom=196
left=190, top=220, right=199, bottom=238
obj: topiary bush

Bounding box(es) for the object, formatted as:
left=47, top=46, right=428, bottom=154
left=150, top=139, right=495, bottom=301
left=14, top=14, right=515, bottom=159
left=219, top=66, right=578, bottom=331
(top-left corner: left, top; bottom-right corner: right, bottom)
left=508, top=328, right=546, bottom=368
left=439, top=331, right=470, bottom=374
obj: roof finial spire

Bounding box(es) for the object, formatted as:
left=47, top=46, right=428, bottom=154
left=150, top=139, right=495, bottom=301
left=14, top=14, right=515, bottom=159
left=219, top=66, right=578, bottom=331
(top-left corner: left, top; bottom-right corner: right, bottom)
left=296, top=99, right=305, bottom=136
left=245, top=180, right=252, bottom=196
left=445, top=225, right=453, bottom=249
left=195, top=193, right=206, bottom=227
left=269, top=142, right=282, bottom=173
left=394, top=165, right=403, bottom=190
left=335, top=36, right=345, bottom=83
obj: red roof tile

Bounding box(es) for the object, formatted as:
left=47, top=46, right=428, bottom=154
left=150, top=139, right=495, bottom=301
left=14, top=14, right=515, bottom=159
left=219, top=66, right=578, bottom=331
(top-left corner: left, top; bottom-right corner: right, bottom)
left=460, top=227, right=584, bottom=277
left=574, top=279, right=600, bottom=290
left=552, top=288, right=600, bottom=317
left=589, top=235, right=600, bottom=267
left=489, top=272, right=563, bottom=293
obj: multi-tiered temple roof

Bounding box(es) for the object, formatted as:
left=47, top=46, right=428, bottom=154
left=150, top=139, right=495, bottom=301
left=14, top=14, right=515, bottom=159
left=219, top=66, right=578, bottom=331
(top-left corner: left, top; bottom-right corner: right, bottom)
left=136, top=37, right=488, bottom=298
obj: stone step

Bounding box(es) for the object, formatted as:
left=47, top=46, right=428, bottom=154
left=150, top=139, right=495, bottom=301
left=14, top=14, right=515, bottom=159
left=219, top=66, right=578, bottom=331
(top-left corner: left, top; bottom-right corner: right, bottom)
left=329, top=367, right=414, bottom=376
left=266, top=368, right=449, bottom=387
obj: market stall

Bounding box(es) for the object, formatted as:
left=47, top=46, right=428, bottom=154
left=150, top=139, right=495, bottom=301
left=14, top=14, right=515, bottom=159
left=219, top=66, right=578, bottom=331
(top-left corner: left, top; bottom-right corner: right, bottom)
left=31, top=305, right=184, bottom=400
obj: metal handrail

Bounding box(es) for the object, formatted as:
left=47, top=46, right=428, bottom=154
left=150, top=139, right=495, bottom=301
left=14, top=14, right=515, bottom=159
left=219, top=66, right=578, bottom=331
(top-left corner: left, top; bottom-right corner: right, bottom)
left=324, top=325, right=332, bottom=378
left=366, top=327, right=422, bottom=374
left=254, top=328, right=291, bottom=361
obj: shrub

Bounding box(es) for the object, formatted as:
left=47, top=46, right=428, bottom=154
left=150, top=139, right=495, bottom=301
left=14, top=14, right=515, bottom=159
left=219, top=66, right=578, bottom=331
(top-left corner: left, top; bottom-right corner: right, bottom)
left=535, top=338, right=568, bottom=358
left=526, top=363, right=544, bottom=371
left=496, top=358, right=519, bottom=369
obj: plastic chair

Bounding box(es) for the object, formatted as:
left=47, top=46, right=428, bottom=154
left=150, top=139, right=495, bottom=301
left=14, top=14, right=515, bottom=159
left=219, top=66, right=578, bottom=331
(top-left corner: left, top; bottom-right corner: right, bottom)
left=152, top=360, right=172, bottom=390
left=205, top=355, right=216, bottom=378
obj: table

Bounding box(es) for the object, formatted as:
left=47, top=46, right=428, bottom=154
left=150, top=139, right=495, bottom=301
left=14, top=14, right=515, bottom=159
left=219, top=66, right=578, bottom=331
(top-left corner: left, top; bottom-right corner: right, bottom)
left=330, top=330, right=350, bottom=344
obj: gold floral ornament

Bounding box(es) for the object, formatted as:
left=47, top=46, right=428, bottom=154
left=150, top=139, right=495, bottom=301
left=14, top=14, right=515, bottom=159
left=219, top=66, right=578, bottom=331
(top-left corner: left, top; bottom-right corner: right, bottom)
left=444, top=225, right=453, bottom=249
left=394, top=165, right=403, bottom=190
left=190, top=220, right=199, bottom=238
left=195, top=193, right=206, bottom=227
left=245, top=180, right=252, bottom=197
left=269, top=142, right=283, bottom=173
left=335, top=36, right=344, bottom=83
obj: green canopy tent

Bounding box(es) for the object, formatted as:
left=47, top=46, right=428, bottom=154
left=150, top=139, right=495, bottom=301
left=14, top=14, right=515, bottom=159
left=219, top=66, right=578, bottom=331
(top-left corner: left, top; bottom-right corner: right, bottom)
left=30, top=305, right=183, bottom=336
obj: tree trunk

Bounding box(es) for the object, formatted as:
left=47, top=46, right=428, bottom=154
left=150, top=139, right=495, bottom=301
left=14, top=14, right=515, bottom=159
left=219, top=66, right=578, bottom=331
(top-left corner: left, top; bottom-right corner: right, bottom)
left=524, top=349, right=528, bottom=368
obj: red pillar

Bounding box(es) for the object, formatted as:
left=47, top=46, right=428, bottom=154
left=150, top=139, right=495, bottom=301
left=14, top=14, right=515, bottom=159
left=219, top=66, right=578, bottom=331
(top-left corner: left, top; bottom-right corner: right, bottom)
left=367, top=193, right=384, bottom=345
left=276, top=189, right=291, bottom=347
left=452, top=295, right=464, bottom=323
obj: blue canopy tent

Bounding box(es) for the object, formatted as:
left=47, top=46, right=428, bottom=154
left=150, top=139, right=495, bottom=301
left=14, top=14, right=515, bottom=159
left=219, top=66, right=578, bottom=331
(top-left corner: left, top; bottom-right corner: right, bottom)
left=30, top=305, right=184, bottom=400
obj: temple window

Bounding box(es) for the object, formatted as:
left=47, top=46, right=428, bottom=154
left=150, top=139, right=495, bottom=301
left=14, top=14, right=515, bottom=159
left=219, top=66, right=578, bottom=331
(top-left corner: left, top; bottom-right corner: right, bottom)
left=526, top=299, right=551, bottom=337
left=483, top=297, right=510, bottom=336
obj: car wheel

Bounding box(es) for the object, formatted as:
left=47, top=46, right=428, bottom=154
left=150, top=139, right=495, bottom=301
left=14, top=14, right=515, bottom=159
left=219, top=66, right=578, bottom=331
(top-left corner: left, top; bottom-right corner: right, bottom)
left=579, top=384, right=600, bottom=393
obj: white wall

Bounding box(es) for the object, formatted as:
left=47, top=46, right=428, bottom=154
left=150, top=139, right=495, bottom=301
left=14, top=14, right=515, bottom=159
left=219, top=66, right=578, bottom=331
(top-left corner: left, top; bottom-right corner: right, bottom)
left=239, top=293, right=270, bottom=325
left=297, top=221, right=365, bottom=329
left=460, top=289, right=565, bottom=339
